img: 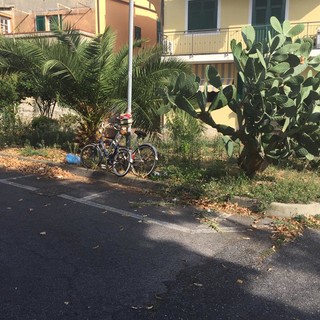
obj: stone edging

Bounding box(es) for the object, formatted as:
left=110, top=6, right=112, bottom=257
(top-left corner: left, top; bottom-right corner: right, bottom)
left=231, top=196, right=320, bottom=219
left=266, top=202, right=320, bottom=219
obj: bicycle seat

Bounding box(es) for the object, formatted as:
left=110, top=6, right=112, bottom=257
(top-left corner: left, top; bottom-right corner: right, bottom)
left=134, top=130, right=147, bottom=139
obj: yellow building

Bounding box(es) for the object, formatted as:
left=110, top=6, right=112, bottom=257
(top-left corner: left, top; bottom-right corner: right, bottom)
left=162, top=0, right=320, bottom=127
left=0, top=0, right=160, bottom=49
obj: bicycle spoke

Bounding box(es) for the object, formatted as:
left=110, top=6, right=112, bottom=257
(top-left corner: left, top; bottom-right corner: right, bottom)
left=80, top=145, right=102, bottom=169
left=112, top=148, right=131, bottom=177
left=132, top=145, right=157, bottom=177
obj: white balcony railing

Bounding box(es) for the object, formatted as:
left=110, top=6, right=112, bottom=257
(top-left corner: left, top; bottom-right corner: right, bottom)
left=162, top=21, right=320, bottom=56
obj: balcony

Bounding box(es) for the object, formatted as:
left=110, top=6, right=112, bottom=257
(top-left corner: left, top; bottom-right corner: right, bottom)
left=162, top=21, right=320, bottom=56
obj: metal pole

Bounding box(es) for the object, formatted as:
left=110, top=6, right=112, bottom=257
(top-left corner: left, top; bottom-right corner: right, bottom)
left=127, top=0, right=134, bottom=148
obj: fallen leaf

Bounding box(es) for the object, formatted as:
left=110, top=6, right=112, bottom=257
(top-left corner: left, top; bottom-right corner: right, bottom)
left=64, top=301, right=70, bottom=305
left=236, top=279, right=244, bottom=284
left=131, top=306, right=141, bottom=310
left=193, top=282, right=203, bottom=287
left=155, top=293, right=164, bottom=300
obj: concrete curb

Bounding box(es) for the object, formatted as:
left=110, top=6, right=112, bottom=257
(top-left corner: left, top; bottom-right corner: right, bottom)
left=266, top=201, right=320, bottom=219
left=231, top=195, right=320, bottom=219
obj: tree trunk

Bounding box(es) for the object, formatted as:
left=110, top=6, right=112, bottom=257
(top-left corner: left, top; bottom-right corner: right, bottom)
left=238, top=147, right=269, bottom=178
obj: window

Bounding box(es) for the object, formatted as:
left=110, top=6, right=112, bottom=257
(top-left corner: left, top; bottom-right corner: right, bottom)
left=36, top=15, right=62, bottom=32
left=135, top=26, right=141, bottom=47
left=135, top=26, right=141, bottom=41
left=36, top=16, right=46, bottom=31
left=188, top=0, right=218, bottom=31
left=0, top=17, right=11, bottom=34
left=252, top=0, right=286, bottom=26
left=49, top=15, right=62, bottom=31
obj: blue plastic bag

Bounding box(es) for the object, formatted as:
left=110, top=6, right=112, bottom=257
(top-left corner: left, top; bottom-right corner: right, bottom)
left=66, top=153, right=80, bottom=165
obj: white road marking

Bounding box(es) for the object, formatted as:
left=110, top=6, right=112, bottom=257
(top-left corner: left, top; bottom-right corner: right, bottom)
left=0, top=178, right=38, bottom=191
left=59, top=194, right=244, bottom=234
left=81, top=191, right=113, bottom=201
left=11, top=174, right=36, bottom=180
left=59, top=194, right=203, bottom=233
left=0, top=175, right=245, bottom=234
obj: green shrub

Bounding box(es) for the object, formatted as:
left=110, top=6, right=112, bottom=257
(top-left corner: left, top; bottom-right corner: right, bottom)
left=165, top=109, right=204, bottom=161
left=21, top=115, right=77, bottom=148
left=0, top=105, right=26, bottom=147
left=27, top=116, right=59, bottom=147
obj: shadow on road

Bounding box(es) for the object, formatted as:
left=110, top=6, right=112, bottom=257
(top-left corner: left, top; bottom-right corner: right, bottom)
left=0, top=167, right=319, bottom=319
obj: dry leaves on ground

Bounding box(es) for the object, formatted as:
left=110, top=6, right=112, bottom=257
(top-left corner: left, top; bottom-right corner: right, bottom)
left=192, top=197, right=254, bottom=216
left=0, top=155, right=78, bottom=180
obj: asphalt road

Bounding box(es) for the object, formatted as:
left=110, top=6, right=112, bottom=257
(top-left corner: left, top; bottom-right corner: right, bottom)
left=0, top=167, right=319, bottom=320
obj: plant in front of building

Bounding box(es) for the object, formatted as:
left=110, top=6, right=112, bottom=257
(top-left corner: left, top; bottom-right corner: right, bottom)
left=0, top=25, right=189, bottom=144
left=160, top=17, right=320, bottom=177
left=0, top=74, right=25, bottom=147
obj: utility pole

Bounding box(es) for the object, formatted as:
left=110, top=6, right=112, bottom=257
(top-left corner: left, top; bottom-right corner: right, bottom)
left=126, top=0, right=134, bottom=147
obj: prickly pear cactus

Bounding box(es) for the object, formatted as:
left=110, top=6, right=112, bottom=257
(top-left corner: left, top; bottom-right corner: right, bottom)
left=160, top=17, right=320, bottom=177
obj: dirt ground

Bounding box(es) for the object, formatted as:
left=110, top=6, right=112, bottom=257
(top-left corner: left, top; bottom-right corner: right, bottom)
left=0, top=148, right=79, bottom=180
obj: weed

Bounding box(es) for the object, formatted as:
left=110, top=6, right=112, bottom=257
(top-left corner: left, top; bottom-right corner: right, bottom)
left=271, top=215, right=320, bottom=247
left=155, top=147, right=320, bottom=210
left=260, top=247, right=276, bottom=259
left=20, top=146, right=49, bottom=158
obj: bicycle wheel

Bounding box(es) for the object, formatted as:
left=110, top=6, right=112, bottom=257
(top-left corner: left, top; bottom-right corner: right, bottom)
left=131, top=144, right=157, bottom=177
left=80, top=144, right=102, bottom=169
left=112, top=147, right=131, bottom=177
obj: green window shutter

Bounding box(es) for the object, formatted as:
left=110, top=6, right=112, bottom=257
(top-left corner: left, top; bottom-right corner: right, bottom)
left=36, top=16, right=45, bottom=31
left=157, top=20, right=161, bottom=43
left=252, top=0, right=286, bottom=26
left=270, top=0, right=285, bottom=23
left=135, top=26, right=142, bottom=47
left=135, top=26, right=141, bottom=40
left=188, top=0, right=218, bottom=31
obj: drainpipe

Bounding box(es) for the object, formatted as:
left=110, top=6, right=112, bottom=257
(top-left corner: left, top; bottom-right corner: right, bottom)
left=96, top=0, right=100, bottom=34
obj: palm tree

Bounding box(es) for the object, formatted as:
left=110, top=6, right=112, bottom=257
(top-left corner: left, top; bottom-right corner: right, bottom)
left=0, top=26, right=190, bottom=142
left=43, top=26, right=190, bottom=139
left=0, top=35, right=60, bottom=117
left=110, top=45, right=190, bottom=133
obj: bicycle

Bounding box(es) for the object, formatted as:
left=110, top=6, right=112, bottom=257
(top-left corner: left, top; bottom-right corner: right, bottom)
left=80, top=122, right=131, bottom=177
left=130, top=130, right=158, bottom=178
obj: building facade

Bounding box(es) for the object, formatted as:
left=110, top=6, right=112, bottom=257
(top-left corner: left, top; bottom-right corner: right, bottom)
left=162, top=0, right=320, bottom=128
left=0, top=0, right=160, bottom=49
left=163, top=0, right=320, bottom=83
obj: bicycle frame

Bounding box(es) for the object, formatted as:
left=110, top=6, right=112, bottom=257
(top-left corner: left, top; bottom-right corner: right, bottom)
left=80, top=123, right=132, bottom=177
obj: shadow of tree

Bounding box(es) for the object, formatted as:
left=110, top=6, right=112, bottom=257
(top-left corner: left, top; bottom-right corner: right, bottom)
left=0, top=167, right=319, bottom=320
